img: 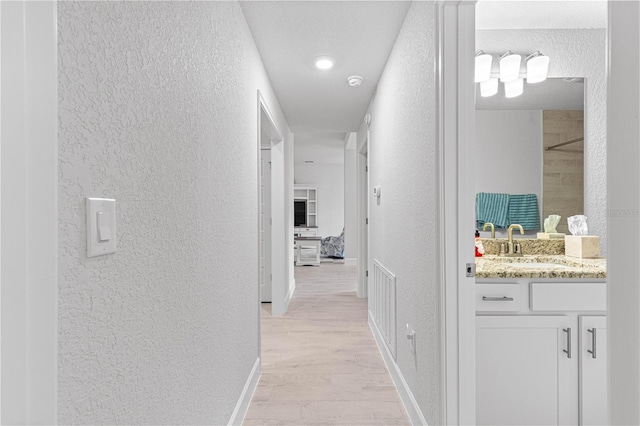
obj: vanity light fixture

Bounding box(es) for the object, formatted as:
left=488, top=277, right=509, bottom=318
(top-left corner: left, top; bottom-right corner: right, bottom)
left=314, top=56, right=335, bottom=70
left=347, top=75, right=363, bottom=87
left=526, top=51, right=550, bottom=83
left=476, top=50, right=550, bottom=98
left=475, top=51, right=493, bottom=83
left=504, top=78, right=524, bottom=98
left=480, top=78, right=499, bottom=97
left=499, top=51, right=522, bottom=82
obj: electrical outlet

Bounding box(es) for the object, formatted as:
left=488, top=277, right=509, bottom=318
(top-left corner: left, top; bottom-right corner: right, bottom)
left=406, top=324, right=416, bottom=353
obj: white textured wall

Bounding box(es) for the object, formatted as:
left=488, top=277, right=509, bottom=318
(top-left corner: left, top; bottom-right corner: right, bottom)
left=57, top=2, right=290, bottom=424
left=344, top=133, right=358, bottom=260
left=362, top=1, right=440, bottom=421
left=475, top=110, right=542, bottom=237
left=477, top=29, right=607, bottom=252
left=295, top=164, right=345, bottom=238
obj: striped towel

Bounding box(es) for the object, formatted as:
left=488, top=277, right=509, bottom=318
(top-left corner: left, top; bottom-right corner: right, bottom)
left=507, top=194, right=540, bottom=231
left=476, top=193, right=510, bottom=229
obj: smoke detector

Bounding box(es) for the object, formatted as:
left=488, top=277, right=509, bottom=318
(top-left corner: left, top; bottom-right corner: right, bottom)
left=347, top=75, right=363, bottom=87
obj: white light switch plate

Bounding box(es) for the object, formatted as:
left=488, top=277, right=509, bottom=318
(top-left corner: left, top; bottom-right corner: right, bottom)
left=86, top=197, right=116, bottom=258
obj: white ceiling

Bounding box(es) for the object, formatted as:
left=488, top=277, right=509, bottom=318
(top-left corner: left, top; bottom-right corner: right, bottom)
left=240, top=1, right=411, bottom=133
left=476, top=1, right=607, bottom=30
left=242, top=1, right=604, bottom=164
left=476, top=78, right=584, bottom=110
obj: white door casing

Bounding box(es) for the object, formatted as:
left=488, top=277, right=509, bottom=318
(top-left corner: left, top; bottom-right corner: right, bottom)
left=437, top=1, right=477, bottom=424
left=607, top=2, right=640, bottom=424
left=269, top=141, right=287, bottom=315
left=1, top=1, right=58, bottom=423
left=357, top=132, right=369, bottom=299
left=257, top=92, right=288, bottom=317
left=260, top=149, right=272, bottom=303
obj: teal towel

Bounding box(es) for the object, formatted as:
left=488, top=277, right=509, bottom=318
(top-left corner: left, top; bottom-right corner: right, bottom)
left=476, top=193, right=510, bottom=229
left=508, top=194, right=540, bottom=231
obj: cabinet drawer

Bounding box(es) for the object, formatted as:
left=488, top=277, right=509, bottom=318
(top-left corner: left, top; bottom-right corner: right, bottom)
left=295, top=227, right=317, bottom=236
left=530, top=283, right=606, bottom=311
left=476, top=284, right=523, bottom=312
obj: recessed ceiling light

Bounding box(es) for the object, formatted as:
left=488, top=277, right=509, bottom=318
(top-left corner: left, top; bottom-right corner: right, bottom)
left=347, top=75, right=363, bottom=87
left=314, top=56, right=335, bottom=70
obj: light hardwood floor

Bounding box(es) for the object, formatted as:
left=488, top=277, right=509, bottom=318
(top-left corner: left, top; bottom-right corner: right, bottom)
left=244, top=263, right=410, bottom=425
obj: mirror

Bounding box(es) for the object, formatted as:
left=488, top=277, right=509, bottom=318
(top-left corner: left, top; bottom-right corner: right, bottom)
left=475, top=78, right=585, bottom=236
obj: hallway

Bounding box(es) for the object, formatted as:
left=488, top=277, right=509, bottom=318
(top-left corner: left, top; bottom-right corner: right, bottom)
left=244, top=264, right=410, bottom=425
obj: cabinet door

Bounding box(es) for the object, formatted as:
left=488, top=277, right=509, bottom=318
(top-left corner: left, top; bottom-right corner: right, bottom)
left=579, top=316, right=607, bottom=426
left=477, top=316, right=578, bottom=426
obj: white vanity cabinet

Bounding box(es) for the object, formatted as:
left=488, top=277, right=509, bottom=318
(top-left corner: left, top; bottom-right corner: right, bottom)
left=579, top=316, right=607, bottom=426
left=476, top=280, right=607, bottom=426
left=477, top=315, right=576, bottom=426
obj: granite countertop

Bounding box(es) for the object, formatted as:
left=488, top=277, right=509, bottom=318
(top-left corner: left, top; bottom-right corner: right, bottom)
left=476, top=255, right=607, bottom=279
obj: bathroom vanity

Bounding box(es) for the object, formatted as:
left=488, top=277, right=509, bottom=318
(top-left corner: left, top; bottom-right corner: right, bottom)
left=475, top=254, right=607, bottom=426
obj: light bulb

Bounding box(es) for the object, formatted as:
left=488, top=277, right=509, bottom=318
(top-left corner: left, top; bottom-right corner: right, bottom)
left=499, top=52, right=522, bottom=82
left=480, top=78, right=498, bottom=97
left=475, top=52, right=493, bottom=83
left=504, top=78, right=524, bottom=98
left=526, top=53, right=550, bottom=83
left=314, top=56, right=335, bottom=70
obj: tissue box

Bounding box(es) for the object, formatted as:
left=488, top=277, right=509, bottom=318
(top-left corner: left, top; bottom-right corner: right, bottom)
left=565, top=235, right=600, bottom=258
left=537, top=232, right=566, bottom=239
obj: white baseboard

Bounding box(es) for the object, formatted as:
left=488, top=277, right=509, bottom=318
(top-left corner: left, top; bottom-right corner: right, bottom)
left=320, top=257, right=344, bottom=263
left=227, top=357, right=261, bottom=426
left=283, top=278, right=296, bottom=313
left=344, top=257, right=357, bottom=266
left=369, top=312, right=428, bottom=426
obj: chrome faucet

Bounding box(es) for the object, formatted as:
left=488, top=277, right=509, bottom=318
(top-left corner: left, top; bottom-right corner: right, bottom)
left=482, top=222, right=495, bottom=239
left=505, top=224, right=524, bottom=256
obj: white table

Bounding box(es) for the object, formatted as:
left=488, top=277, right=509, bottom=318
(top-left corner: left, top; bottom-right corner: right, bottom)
left=295, top=236, right=322, bottom=266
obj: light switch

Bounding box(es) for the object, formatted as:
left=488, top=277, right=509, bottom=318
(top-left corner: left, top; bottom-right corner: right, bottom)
left=97, top=212, right=111, bottom=242
left=87, top=198, right=116, bottom=257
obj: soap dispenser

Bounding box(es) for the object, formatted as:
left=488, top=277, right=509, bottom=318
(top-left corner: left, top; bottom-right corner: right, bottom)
left=475, top=230, right=484, bottom=257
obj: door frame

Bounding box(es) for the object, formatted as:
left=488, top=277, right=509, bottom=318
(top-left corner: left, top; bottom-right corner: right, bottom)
left=259, top=148, right=272, bottom=303
left=356, top=131, right=369, bottom=299
left=1, top=2, right=58, bottom=423
left=257, top=92, right=286, bottom=324
left=436, top=1, right=477, bottom=424
left=607, top=2, right=640, bottom=422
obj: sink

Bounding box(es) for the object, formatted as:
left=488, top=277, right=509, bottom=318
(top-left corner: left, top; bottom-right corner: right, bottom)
left=502, top=262, right=571, bottom=269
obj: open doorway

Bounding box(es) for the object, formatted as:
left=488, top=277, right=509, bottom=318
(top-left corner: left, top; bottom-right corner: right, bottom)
left=258, top=93, right=284, bottom=313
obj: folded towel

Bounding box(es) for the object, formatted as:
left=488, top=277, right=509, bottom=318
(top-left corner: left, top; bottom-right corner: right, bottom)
left=476, top=192, right=510, bottom=229
left=508, top=194, right=540, bottom=231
